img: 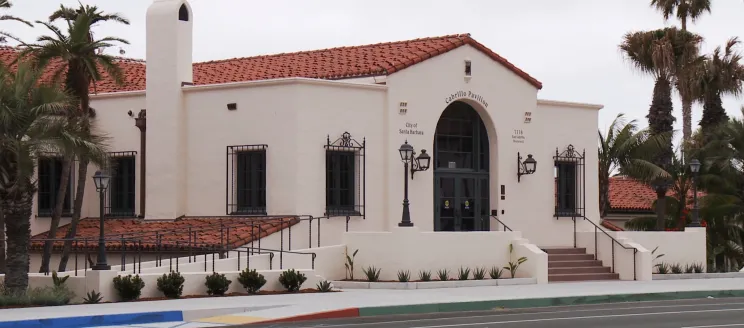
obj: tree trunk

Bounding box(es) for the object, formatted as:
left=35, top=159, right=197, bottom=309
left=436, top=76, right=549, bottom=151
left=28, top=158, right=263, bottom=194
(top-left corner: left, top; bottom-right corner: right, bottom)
left=39, top=156, right=73, bottom=273
left=681, top=96, right=693, bottom=148
left=599, top=174, right=610, bottom=218
left=655, top=189, right=667, bottom=231
left=0, top=201, right=5, bottom=274
left=700, top=92, right=729, bottom=135
left=1, top=187, right=33, bottom=295
left=58, top=157, right=90, bottom=272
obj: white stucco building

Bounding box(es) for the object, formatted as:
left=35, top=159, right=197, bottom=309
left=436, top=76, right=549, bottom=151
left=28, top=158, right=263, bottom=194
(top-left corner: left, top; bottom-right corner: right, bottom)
left=7, top=0, right=706, bottom=285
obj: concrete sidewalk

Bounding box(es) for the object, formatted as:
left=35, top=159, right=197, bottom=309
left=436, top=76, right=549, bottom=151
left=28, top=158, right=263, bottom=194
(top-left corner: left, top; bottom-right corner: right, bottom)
left=2, top=278, right=744, bottom=327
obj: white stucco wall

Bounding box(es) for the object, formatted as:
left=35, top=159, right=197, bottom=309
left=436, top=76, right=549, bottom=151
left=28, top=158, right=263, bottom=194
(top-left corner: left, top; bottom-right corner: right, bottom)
left=342, top=227, right=548, bottom=283
left=382, top=45, right=600, bottom=247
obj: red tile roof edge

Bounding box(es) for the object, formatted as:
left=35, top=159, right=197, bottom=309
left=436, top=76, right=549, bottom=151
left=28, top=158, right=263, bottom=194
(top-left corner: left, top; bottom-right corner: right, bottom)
left=601, top=219, right=625, bottom=231
left=608, top=176, right=705, bottom=213
left=29, top=216, right=300, bottom=252
left=1, top=33, right=542, bottom=93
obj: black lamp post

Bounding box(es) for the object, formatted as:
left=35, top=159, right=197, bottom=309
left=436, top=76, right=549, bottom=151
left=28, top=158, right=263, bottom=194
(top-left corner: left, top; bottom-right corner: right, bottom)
left=689, top=159, right=701, bottom=227
left=398, top=141, right=431, bottom=227
left=92, top=170, right=111, bottom=270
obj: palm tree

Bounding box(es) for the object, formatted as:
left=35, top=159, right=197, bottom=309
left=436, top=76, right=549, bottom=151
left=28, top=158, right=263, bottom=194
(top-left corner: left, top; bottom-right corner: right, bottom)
left=692, top=110, right=744, bottom=271
left=599, top=113, right=670, bottom=218
left=650, top=0, right=711, bottom=148
left=695, top=38, right=744, bottom=134
left=0, top=0, right=32, bottom=44
left=620, top=28, right=683, bottom=230
left=0, top=0, right=31, bottom=278
left=625, top=150, right=693, bottom=231
left=17, top=5, right=128, bottom=273
left=0, top=62, right=106, bottom=294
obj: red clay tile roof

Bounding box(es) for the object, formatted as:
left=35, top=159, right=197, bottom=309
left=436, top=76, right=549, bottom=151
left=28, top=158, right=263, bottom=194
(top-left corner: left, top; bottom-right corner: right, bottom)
left=601, top=220, right=624, bottom=231
left=0, top=33, right=542, bottom=94
left=608, top=176, right=704, bottom=212
left=29, top=217, right=298, bottom=252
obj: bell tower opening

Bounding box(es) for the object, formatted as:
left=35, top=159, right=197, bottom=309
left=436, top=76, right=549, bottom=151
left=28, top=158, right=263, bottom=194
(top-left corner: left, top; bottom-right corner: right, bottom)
left=179, top=4, right=189, bottom=21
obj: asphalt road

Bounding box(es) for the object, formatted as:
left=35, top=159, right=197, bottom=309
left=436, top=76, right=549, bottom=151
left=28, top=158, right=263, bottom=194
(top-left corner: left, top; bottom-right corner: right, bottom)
left=242, top=297, right=744, bottom=328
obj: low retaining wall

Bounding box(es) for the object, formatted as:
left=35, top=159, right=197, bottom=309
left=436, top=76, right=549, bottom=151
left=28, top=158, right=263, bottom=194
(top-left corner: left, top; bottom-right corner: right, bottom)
left=653, top=272, right=744, bottom=280
left=342, top=227, right=548, bottom=284
left=25, top=269, right=323, bottom=303
left=332, top=278, right=536, bottom=290
left=614, top=227, right=707, bottom=272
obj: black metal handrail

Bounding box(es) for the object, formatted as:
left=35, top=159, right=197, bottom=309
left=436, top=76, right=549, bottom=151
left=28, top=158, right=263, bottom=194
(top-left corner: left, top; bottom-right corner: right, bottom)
left=17, top=213, right=351, bottom=277
left=489, top=215, right=513, bottom=232
left=577, top=216, right=637, bottom=280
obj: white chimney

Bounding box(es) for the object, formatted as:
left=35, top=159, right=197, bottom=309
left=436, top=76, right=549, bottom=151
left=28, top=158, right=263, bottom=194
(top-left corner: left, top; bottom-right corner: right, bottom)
left=144, top=0, right=193, bottom=219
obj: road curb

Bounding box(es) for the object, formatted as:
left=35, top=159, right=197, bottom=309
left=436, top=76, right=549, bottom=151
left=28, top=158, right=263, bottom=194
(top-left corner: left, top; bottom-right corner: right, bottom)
left=0, top=310, right=183, bottom=328
left=357, top=289, right=744, bottom=317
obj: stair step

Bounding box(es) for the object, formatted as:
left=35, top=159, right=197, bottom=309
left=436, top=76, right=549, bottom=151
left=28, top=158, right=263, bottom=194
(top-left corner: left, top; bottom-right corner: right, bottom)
left=549, top=260, right=603, bottom=268
left=548, top=254, right=595, bottom=261
left=541, top=247, right=587, bottom=255
left=548, top=272, right=619, bottom=282
left=549, top=266, right=612, bottom=275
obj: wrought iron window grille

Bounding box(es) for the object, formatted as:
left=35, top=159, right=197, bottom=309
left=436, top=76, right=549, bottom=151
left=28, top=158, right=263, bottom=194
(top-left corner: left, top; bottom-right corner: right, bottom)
left=37, top=153, right=76, bottom=217
left=105, top=151, right=137, bottom=218
left=226, top=144, right=268, bottom=215
left=325, top=132, right=366, bottom=218
left=554, top=145, right=585, bottom=218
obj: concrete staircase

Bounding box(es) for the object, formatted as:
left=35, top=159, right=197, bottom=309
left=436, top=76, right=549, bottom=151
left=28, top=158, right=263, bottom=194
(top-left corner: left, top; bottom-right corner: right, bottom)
left=543, top=247, right=619, bottom=282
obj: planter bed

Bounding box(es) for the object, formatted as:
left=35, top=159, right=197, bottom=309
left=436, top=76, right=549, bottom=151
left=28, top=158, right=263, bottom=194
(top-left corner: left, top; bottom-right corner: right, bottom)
left=332, top=278, right=536, bottom=290
left=0, top=288, right=340, bottom=309
left=653, top=272, right=744, bottom=280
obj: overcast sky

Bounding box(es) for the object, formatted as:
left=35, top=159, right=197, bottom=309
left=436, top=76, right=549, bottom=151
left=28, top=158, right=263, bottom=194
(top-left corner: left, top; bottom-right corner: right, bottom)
left=4, top=0, right=744, bottom=143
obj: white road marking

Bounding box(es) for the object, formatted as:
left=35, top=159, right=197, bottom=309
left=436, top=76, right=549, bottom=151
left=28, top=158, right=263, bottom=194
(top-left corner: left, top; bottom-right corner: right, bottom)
left=405, top=308, right=744, bottom=328
left=294, top=302, right=744, bottom=328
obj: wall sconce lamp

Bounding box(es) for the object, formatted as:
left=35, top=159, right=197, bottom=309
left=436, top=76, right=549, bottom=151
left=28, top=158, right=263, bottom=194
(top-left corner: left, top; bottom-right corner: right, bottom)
left=398, top=141, right=431, bottom=179
left=517, top=152, right=537, bottom=182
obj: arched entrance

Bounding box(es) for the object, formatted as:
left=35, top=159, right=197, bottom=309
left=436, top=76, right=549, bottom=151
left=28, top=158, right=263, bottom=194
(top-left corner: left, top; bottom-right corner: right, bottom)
left=433, top=101, right=490, bottom=231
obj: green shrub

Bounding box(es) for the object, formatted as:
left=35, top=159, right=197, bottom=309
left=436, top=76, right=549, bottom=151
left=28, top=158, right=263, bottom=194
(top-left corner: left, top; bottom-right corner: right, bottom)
left=473, top=267, right=486, bottom=280
left=489, top=266, right=504, bottom=279
left=51, top=271, right=69, bottom=288
left=684, top=264, right=694, bottom=274
left=436, top=269, right=449, bottom=281
left=345, top=249, right=359, bottom=280
left=83, top=290, right=103, bottom=304
left=278, top=269, right=307, bottom=292
left=205, top=272, right=232, bottom=296
left=316, top=280, right=333, bottom=292
left=690, top=262, right=705, bottom=273
left=504, top=243, right=527, bottom=278
left=418, top=270, right=432, bottom=282
left=113, top=274, right=146, bottom=301
left=670, top=263, right=683, bottom=274
left=457, top=267, right=470, bottom=280
left=362, top=266, right=381, bottom=282
left=237, top=269, right=266, bottom=294
left=397, top=270, right=410, bottom=282
left=0, top=285, right=74, bottom=307
left=656, top=262, right=670, bottom=274
left=157, top=271, right=185, bottom=299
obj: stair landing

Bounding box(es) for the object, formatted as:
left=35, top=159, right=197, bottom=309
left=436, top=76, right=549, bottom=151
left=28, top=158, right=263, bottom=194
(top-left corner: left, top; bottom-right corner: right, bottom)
left=542, top=247, right=619, bottom=282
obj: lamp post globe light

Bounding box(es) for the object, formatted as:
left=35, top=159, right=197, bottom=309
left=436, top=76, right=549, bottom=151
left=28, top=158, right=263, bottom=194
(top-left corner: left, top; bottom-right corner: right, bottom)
left=92, top=170, right=111, bottom=270
left=398, top=141, right=431, bottom=227
left=689, top=159, right=701, bottom=227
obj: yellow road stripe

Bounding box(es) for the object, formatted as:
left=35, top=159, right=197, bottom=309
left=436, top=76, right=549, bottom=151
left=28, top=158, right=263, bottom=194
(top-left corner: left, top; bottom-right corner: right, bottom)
left=195, top=315, right=268, bottom=324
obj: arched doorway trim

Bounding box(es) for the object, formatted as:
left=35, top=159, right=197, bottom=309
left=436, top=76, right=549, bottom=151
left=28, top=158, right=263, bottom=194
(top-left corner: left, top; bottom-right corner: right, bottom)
left=433, top=101, right=490, bottom=231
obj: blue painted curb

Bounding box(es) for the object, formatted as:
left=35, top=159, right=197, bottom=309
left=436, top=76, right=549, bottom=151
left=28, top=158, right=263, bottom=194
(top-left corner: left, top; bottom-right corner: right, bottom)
left=0, top=310, right=183, bottom=328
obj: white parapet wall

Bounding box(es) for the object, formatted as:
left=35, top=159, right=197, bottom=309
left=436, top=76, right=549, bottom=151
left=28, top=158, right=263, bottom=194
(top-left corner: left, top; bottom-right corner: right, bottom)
left=613, top=227, right=707, bottom=272
left=342, top=227, right=548, bottom=284
left=575, top=227, right=706, bottom=281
